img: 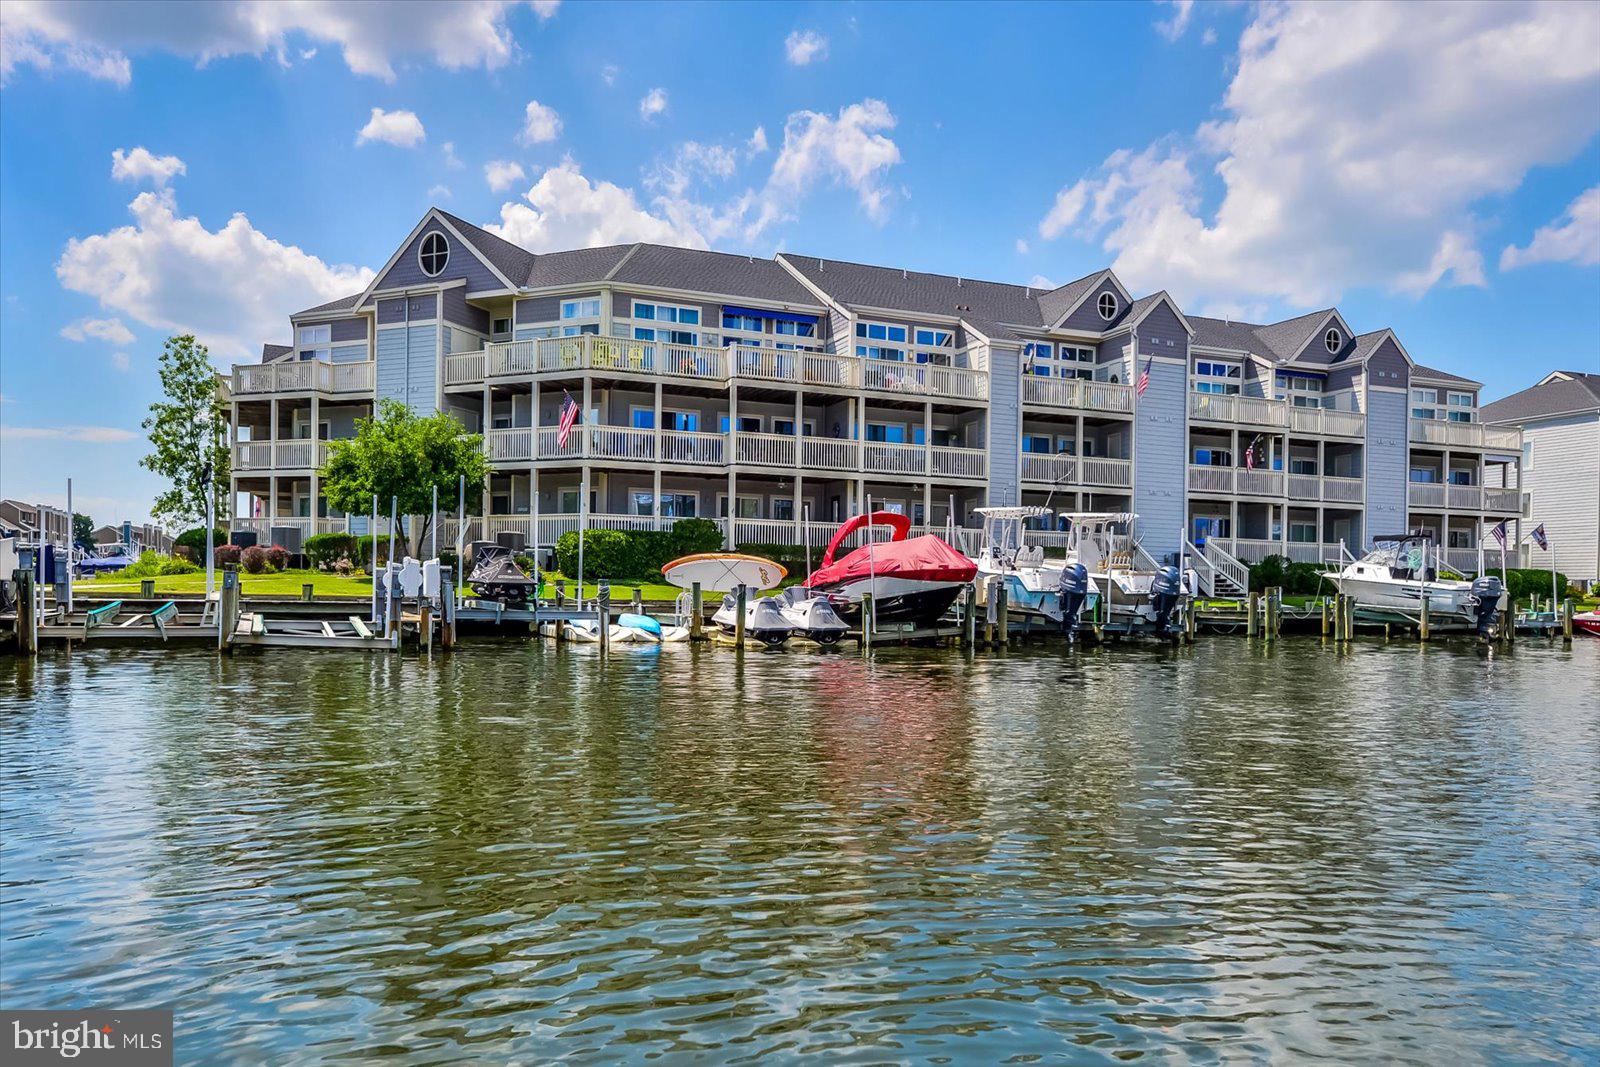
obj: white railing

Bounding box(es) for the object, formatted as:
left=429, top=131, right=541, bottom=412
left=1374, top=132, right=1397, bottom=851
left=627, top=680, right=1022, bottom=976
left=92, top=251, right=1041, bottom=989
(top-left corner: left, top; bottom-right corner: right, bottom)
left=1408, top=483, right=1447, bottom=509
left=1020, top=453, right=1075, bottom=484
left=1482, top=488, right=1524, bottom=513
left=736, top=432, right=798, bottom=467
left=1234, top=469, right=1282, bottom=496
left=801, top=351, right=855, bottom=389
left=1189, top=465, right=1234, bottom=493
left=1022, top=377, right=1135, bottom=413
left=802, top=438, right=859, bottom=472
left=661, top=430, right=726, bottom=466
left=233, top=360, right=374, bottom=396
left=1409, top=418, right=1523, bottom=451
left=1323, top=475, right=1364, bottom=503
left=588, top=426, right=656, bottom=462
left=931, top=445, right=986, bottom=479
left=1188, top=393, right=1367, bottom=437
left=274, top=441, right=314, bottom=469
left=444, top=351, right=485, bottom=385
left=1200, top=538, right=1250, bottom=593
left=486, top=427, right=534, bottom=462
left=862, top=442, right=925, bottom=475
left=1448, top=485, right=1482, bottom=511
left=233, top=441, right=329, bottom=470
left=1082, top=457, right=1132, bottom=488
left=235, top=443, right=274, bottom=471
left=536, top=426, right=584, bottom=462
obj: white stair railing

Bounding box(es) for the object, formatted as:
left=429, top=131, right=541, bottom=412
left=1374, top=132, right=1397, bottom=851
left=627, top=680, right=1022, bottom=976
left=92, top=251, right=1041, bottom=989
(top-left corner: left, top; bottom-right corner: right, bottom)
left=1202, top=539, right=1250, bottom=596
left=1185, top=540, right=1219, bottom=597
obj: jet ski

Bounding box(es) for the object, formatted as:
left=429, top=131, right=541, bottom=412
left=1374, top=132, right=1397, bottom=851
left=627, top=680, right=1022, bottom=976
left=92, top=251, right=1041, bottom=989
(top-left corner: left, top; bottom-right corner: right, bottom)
left=804, top=511, right=976, bottom=628
left=711, top=591, right=794, bottom=646
left=773, top=587, right=849, bottom=645
left=466, top=541, right=537, bottom=605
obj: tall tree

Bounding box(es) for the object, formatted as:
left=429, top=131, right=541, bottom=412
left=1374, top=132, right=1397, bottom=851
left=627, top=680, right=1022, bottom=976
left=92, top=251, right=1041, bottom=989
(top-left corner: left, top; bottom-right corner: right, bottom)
left=141, top=335, right=229, bottom=528
left=72, top=512, right=94, bottom=544
left=321, top=399, right=487, bottom=556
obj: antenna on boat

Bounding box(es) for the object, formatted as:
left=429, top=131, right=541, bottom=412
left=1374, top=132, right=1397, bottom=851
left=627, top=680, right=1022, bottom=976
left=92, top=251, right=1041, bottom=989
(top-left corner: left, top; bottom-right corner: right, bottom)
left=804, top=504, right=812, bottom=580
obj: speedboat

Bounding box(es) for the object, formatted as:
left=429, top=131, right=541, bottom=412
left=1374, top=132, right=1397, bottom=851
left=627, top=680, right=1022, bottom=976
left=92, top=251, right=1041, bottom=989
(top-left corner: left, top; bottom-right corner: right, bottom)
left=1322, top=533, right=1500, bottom=630
left=711, top=592, right=794, bottom=646
left=971, top=506, right=1072, bottom=622
left=1058, top=512, right=1193, bottom=635
left=803, top=511, right=977, bottom=628
left=773, top=587, right=849, bottom=645
left=1573, top=610, right=1600, bottom=637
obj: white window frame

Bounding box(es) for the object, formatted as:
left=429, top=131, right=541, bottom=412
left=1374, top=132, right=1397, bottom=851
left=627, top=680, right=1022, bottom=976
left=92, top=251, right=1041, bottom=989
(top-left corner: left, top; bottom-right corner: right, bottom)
left=717, top=493, right=763, bottom=519
left=855, top=320, right=909, bottom=344
left=560, top=298, right=601, bottom=320
left=418, top=232, right=449, bottom=277
left=631, top=300, right=701, bottom=327
left=1097, top=291, right=1118, bottom=320
left=1324, top=328, right=1341, bottom=353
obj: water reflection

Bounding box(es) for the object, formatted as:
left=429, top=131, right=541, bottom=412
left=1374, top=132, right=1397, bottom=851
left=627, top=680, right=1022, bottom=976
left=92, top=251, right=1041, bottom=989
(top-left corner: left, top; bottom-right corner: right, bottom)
left=2, top=639, right=1597, bottom=1062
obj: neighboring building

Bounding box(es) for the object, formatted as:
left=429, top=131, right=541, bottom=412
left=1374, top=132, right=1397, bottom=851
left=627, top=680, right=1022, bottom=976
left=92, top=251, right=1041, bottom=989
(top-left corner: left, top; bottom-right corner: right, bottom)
left=92, top=523, right=175, bottom=555
left=223, top=207, right=1525, bottom=584
left=0, top=498, right=71, bottom=547
left=1482, top=371, right=1600, bottom=584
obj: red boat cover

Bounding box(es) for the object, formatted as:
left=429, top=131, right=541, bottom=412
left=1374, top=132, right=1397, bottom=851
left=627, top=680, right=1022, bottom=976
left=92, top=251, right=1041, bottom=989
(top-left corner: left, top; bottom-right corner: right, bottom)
left=806, top=512, right=976, bottom=589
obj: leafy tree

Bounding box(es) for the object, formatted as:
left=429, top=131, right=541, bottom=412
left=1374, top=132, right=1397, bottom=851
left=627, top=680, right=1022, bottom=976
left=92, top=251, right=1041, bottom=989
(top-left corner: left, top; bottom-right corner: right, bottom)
left=141, top=335, right=229, bottom=528
left=321, top=399, right=487, bottom=557
left=72, top=512, right=94, bottom=544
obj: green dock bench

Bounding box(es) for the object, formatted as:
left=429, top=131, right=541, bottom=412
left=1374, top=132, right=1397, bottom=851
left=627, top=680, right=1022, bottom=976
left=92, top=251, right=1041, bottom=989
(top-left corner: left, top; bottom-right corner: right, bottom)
left=150, top=601, right=179, bottom=638
left=85, top=601, right=123, bottom=633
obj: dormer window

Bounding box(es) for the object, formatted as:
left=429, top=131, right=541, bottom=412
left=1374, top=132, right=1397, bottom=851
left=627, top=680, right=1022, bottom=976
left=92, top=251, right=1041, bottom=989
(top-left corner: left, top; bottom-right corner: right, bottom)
left=1324, top=328, right=1341, bottom=353
left=1097, top=292, right=1118, bottom=320
left=418, top=231, right=449, bottom=277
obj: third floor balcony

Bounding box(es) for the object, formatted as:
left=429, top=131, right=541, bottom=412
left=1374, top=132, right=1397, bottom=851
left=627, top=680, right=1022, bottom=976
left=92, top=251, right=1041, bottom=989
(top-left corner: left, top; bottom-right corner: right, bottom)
left=231, top=360, right=374, bottom=397
left=1408, top=418, right=1521, bottom=451
left=1188, top=392, right=1367, bottom=437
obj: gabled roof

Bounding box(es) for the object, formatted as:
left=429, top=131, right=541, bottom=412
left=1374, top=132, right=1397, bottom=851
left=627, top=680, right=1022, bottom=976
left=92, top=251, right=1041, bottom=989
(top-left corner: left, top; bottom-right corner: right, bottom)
left=1035, top=271, right=1106, bottom=327
left=1411, top=363, right=1482, bottom=387
left=613, top=244, right=819, bottom=304
left=293, top=292, right=362, bottom=318
left=521, top=243, right=638, bottom=288
left=1041, top=269, right=1133, bottom=330
left=435, top=209, right=539, bottom=285
left=1193, top=312, right=1381, bottom=369
left=959, top=314, right=1022, bottom=345
left=1252, top=308, right=1338, bottom=361
left=1124, top=291, right=1194, bottom=337
left=262, top=343, right=293, bottom=363
left=1482, top=371, right=1600, bottom=424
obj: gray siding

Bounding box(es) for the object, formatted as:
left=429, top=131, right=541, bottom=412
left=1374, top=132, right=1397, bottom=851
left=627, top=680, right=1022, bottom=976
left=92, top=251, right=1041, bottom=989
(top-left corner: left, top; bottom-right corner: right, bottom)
left=986, top=345, right=1021, bottom=506
left=375, top=324, right=439, bottom=414
left=297, top=316, right=367, bottom=343
left=1328, top=362, right=1362, bottom=394
left=1132, top=358, right=1185, bottom=563
left=614, top=291, right=721, bottom=331
left=1366, top=338, right=1409, bottom=389
left=1137, top=302, right=1187, bottom=357
left=1368, top=389, right=1408, bottom=542
left=1521, top=414, right=1600, bottom=581
left=376, top=294, right=438, bottom=325
left=516, top=294, right=566, bottom=324
left=1060, top=278, right=1128, bottom=332
left=442, top=286, right=490, bottom=333
left=373, top=224, right=505, bottom=293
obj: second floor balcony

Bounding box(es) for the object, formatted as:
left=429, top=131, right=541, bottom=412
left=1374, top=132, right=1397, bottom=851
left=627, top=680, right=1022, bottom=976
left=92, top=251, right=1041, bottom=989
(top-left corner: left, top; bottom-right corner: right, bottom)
left=233, top=440, right=332, bottom=472
left=1018, top=452, right=1133, bottom=489
left=1188, top=465, right=1365, bottom=503
left=232, top=360, right=374, bottom=397
left=1407, top=483, right=1526, bottom=514
left=1021, top=376, right=1134, bottom=415
left=1188, top=392, right=1367, bottom=437
left=443, top=334, right=989, bottom=403
left=1408, top=418, right=1521, bottom=451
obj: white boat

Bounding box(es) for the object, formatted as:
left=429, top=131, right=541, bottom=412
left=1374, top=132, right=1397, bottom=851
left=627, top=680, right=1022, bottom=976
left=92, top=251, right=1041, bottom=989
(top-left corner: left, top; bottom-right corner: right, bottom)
left=1059, top=512, right=1192, bottom=634
left=971, top=506, right=1074, bottom=622
left=1322, top=534, right=1494, bottom=627
left=773, top=587, right=849, bottom=645
left=711, top=592, right=795, bottom=646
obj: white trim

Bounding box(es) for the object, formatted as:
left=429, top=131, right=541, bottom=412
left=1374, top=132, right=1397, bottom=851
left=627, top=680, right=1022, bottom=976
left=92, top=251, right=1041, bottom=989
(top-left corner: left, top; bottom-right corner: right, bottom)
left=418, top=231, right=450, bottom=278
left=1047, top=270, right=1134, bottom=330
left=352, top=209, right=519, bottom=310
left=1123, top=290, right=1196, bottom=337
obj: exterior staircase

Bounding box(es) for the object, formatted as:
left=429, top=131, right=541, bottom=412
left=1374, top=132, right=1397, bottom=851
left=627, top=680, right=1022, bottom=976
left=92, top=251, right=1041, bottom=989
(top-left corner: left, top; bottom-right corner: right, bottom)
left=1187, top=539, right=1249, bottom=598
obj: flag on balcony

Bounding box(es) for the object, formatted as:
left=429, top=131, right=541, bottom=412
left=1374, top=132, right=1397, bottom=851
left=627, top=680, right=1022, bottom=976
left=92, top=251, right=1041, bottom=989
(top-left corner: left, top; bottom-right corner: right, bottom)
left=1490, top=519, right=1508, bottom=548
left=1136, top=356, right=1152, bottom=397
left=558, top=390, right=580, bottom=448
left=1245, top=434, right=1262, bottom=471
left=1530, top=523, right=1548, bottom=550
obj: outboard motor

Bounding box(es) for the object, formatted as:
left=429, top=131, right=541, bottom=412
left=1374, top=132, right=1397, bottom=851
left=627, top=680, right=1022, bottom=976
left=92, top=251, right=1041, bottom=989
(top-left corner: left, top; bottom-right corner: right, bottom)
left=1471, top=574, right=1504, bottom=637
left=1147, top=565, right=1182, bottom=634
left=1058, top=562, right=1090, bottom=642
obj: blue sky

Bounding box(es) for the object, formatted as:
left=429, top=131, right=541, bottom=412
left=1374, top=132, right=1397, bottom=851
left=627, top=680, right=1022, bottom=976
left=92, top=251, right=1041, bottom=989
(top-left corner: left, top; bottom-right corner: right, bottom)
left=2, top=0, right=1597, bottom=525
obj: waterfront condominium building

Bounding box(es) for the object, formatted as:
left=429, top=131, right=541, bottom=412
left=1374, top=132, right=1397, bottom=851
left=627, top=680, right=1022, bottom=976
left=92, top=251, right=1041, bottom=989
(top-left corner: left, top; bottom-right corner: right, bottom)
left=1482, top=371, right=1600, bottom=584
left=224, top=207, right=1528, bottom=584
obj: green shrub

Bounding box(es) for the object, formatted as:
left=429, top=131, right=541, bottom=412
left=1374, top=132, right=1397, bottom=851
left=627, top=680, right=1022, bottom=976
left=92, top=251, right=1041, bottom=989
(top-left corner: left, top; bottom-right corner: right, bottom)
left=669, top=518, right=723, bottom=557
left=265, top=545, right=289, bottom=571
left=175, top=527, right=226, bottom=554
left=120, top=550, right=200, bottom=578
left=241, top=546, right=269, bottom=574
left=355, top=534, right=393, bottom=569
left=1498, top=567, right=1568, bottom=604
left=305, top=532, right=359, bottom=569
left=550, top=519, right=730, bottom=580
left=215, top=544, right=241, bottom=568
left=1248, top=554, right=1289, bottom=593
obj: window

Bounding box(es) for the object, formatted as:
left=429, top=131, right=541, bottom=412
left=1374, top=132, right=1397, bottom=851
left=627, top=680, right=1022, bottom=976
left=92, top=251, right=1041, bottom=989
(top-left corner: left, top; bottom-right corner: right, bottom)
left=855, top=321, right=908, bottom=343
left=1289, top=522, right=1318, bottom=544
left=1409, top=468, right=1438, bottom=484
left=1448, top=529, right=1473, bottom=548
left=775, top=319, right=816, bottom=338
left=1324, top=328, right=1341, bottom=353
left=722, top=312, right=763, bottom=332
left=914, top=328, right=953, bottom=348
left=630, top=409, right=654, bottom=429
left=1097, top=291, right=1118, bottom=320
left=1521, top=441, right=1533, bottom=470
left=418, top=231, right=449, bottom=277
left=562, top=324, right=600, bottom=336
left=857, top=344, right=905, bottom=361
left=559, top=489, right=581, bottom=514
left=772, top=498, right=795, bottom=521
left=492, top=317, right=511, bottom=337
left=661, top=411, right=699, bottom=432
left=1448, top=469, right=1475, bottom=486
left=1289, top=457, right=1318, bottom=475
left=1192, top=516, right=1230, bottom=540
left=1447, top=392, right=1475, bottom=422
left=772, top=419, right=815, bottom=436
left=297, top=323, right=331, bottom=362
left=1192, top=447, right=1232, bottom=467
left=719, top=496, right=761, bottom=519
left=561, top=298, right=601, bottom=319
left=1447, top=409, right=1474, bottom=424
left=1022, top=434, right=1053, bottom=454
left=633, top=301, right=700, bottom=326
left=1411, top=388, right=1439, bottom=420
left=1194, top=360, right=1242, bottom=395
left=866, top=423, right=907, bottom=443
left=718, top=415, right=763, bottom=433
left=1276, top=373, right=1325, bottom=408
left=634, top=326, right=697, bottom=346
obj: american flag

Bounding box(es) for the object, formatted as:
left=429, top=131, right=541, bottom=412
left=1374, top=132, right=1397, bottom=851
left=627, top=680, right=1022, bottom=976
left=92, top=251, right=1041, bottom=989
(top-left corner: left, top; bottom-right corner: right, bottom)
left=1136, top=356, right=1153, bottom=397
left=1530, top=523, right=1548, bottom=550
left=1490, top=519, right=1508, bottom=548
left=1245, top=434, right=1261, bottom=471
left=557, top=390, right=580, bottom=448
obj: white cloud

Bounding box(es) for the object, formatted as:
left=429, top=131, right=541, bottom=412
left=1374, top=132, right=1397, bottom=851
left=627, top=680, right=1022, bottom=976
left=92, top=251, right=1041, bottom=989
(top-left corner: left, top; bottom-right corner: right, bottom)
left=768, top=98, right=902, bottom=222
left=357, top=107, right=425, bottom=147
left=647, top=142, right=738, bottom=199
left=531, top=1, right=561, bottom=18
left=486, top=159, right=708, bottom=251
left=484, top=159, right=527, bottom=192
left=1201, top=27, right=1218, bottom=46
left=519, top=99, right=562, bottom=144
left=110, top=351, right=131, bottom=371
left=1, top=424, right=138, bottom=443
left=1028, top=274, right=1056, bottom=290
left=600, top=63, right=617, bottom=86
left=784, top=29, right=829, bottom=66
left=110, top=147, right=186, bottom=186
left=441, top=141, right=463, bottom=169
left=1015, top=238, right=1030, bottom=255
left=427, top=183, right=452, bottom=199
left=1501, top=185, right=1600, bottom=271
left=0, top=0, right=535, bottom=85
left=638, top=87, right=667, bottom=122
left=61, top=316, right=136, bottom=345
left=1036, top=1, right=1600, bottom=308
left=1155, top=0, right=1195, bottom=42
left=56, top=188, right=374, bottom=362
left=747, top=126, right=769, bottom=156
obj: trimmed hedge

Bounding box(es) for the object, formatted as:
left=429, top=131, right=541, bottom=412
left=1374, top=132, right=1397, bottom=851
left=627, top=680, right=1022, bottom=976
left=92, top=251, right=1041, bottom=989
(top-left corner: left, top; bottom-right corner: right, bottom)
left=1499, top=567, right=1569, bottom=604
left=733, top=542, right=810, bottom=578
left=552, top=518, right=723, bottom=580
left=305, top=532, right=359, bottom=569
left=176, top=527, right=227, bottom=554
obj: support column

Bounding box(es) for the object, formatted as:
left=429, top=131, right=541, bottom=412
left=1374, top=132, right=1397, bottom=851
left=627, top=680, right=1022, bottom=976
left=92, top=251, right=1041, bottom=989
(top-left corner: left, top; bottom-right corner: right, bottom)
left=531, top=466, right=540, bottom=551
left=309, top=393, right=320, bottom=532
left=923, top=401, right=933, bottom=478
left=794, top=389, right=804, bottom=467
left=654, top=381, right=664, bottom=529
left=725, top=469, right=737, bottom=548
left=793, top=474, right=803, bottom=546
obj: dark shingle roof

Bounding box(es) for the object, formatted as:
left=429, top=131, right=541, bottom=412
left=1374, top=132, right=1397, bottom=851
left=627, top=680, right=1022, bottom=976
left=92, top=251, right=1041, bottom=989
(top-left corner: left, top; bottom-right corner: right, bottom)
left=293, top=292, right=363, bottom=318
left=1252, top=308, right=1335, bottom=361
left=523, top=244, right=637, bottom=288
left=1189, top=316, right=1274, bottom=359
left=777, top=253, right=1052, bottom=327
left=1035, top=271, right=1105, bottom=326
left=612, top=244, right=818, bottom=304
left=1412, top=363, right=1482, bottom=387
left=262, top=343, right=292, bottom=363
left=437, top=208, right=539, bottom=285
left=1482, top=372, right=1600, bottom=424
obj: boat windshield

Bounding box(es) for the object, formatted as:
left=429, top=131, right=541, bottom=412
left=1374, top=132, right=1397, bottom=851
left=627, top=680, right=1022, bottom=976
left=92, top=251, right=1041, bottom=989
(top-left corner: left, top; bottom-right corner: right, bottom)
left=1360, top=541, right=1430, bottom=579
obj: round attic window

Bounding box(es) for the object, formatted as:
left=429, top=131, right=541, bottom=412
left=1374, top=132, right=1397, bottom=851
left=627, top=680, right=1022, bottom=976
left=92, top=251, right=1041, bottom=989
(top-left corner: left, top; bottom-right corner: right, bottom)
left=1097, top=292, right=1118, bottom=320
left=418, top=231, right=449, bottom=277
left=1325, top=328, right=1341, bottom=353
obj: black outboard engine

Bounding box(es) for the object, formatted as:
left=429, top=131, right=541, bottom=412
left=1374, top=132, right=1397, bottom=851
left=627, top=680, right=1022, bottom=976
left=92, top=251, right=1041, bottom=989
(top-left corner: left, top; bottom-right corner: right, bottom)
left=1058, top=563, right=1090, bottom=642
left=1147, top=565, right=1182, bottom=634
left=1471, top=574, right=1504, bottom=637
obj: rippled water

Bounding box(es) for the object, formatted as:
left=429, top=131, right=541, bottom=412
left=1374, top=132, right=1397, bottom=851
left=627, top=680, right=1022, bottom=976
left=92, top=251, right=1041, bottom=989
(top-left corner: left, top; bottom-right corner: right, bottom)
left=3, top=637, right=1598, bottom=1063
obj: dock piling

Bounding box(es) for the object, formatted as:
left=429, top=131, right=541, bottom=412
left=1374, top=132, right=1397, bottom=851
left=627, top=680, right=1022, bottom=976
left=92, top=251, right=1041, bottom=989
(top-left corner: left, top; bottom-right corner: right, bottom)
left=1247, top=592, right=1260, bottom=638
left=1562, top=598, right=1573, bottom=644
left=1419, top=594, right=1430, bottom=642
left=961, top=583, right=976, bottom=649
left=598, top=580, right=611, bottom=655
left=690, top=582, right=704, bottom=641
left=996, top=580, right=1010, bottom=646
left=735, top=585, right=747, bottom=648
left=140, top=579, right=156, bottom=599
left=632, top=587, right=643, bottom=617
left=302, top=583, right=314, bottom=603
left=16, top=569, right=37, bottom=655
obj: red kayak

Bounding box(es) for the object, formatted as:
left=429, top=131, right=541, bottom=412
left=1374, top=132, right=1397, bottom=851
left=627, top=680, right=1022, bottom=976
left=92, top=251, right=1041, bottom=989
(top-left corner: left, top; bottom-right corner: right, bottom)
left=1574, top=611, right=1600, bottom=637
left=804, top=511, right=976, bottom=627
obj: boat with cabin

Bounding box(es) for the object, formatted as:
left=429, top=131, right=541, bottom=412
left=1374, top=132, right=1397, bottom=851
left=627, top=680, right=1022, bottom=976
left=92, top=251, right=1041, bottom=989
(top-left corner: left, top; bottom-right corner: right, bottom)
left=1322, top=533, right=1502, bottom=632
left=803, top=512, right=977, bottom=628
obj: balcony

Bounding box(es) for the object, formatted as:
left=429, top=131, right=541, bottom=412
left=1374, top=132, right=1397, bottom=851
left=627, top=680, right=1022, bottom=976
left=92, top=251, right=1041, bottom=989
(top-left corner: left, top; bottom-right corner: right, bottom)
left=1186, top=465, right=1287, bottom=497
left=443, top=334, right=989, bottom=402
left=482, top=426, right=987, bottom=479
left=1407, top=483, right=1527, bottom=514
left=1022, top=377, right=1134, bottom=414
left=1202, top=537, right=1344, bottom=565
left=1408, top=418, right=1522, bottom=451
left=232, top=360, right=374, bottom=397
left=233, top=440, right=332, bottom=471
left=1019, top=453, right=1133, bottom=488
left=1188, top=392, right=1366, bottom=437
left=439, top=514, right=959, bottom=552
left=1286, top=473, right=1365, bottom=504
